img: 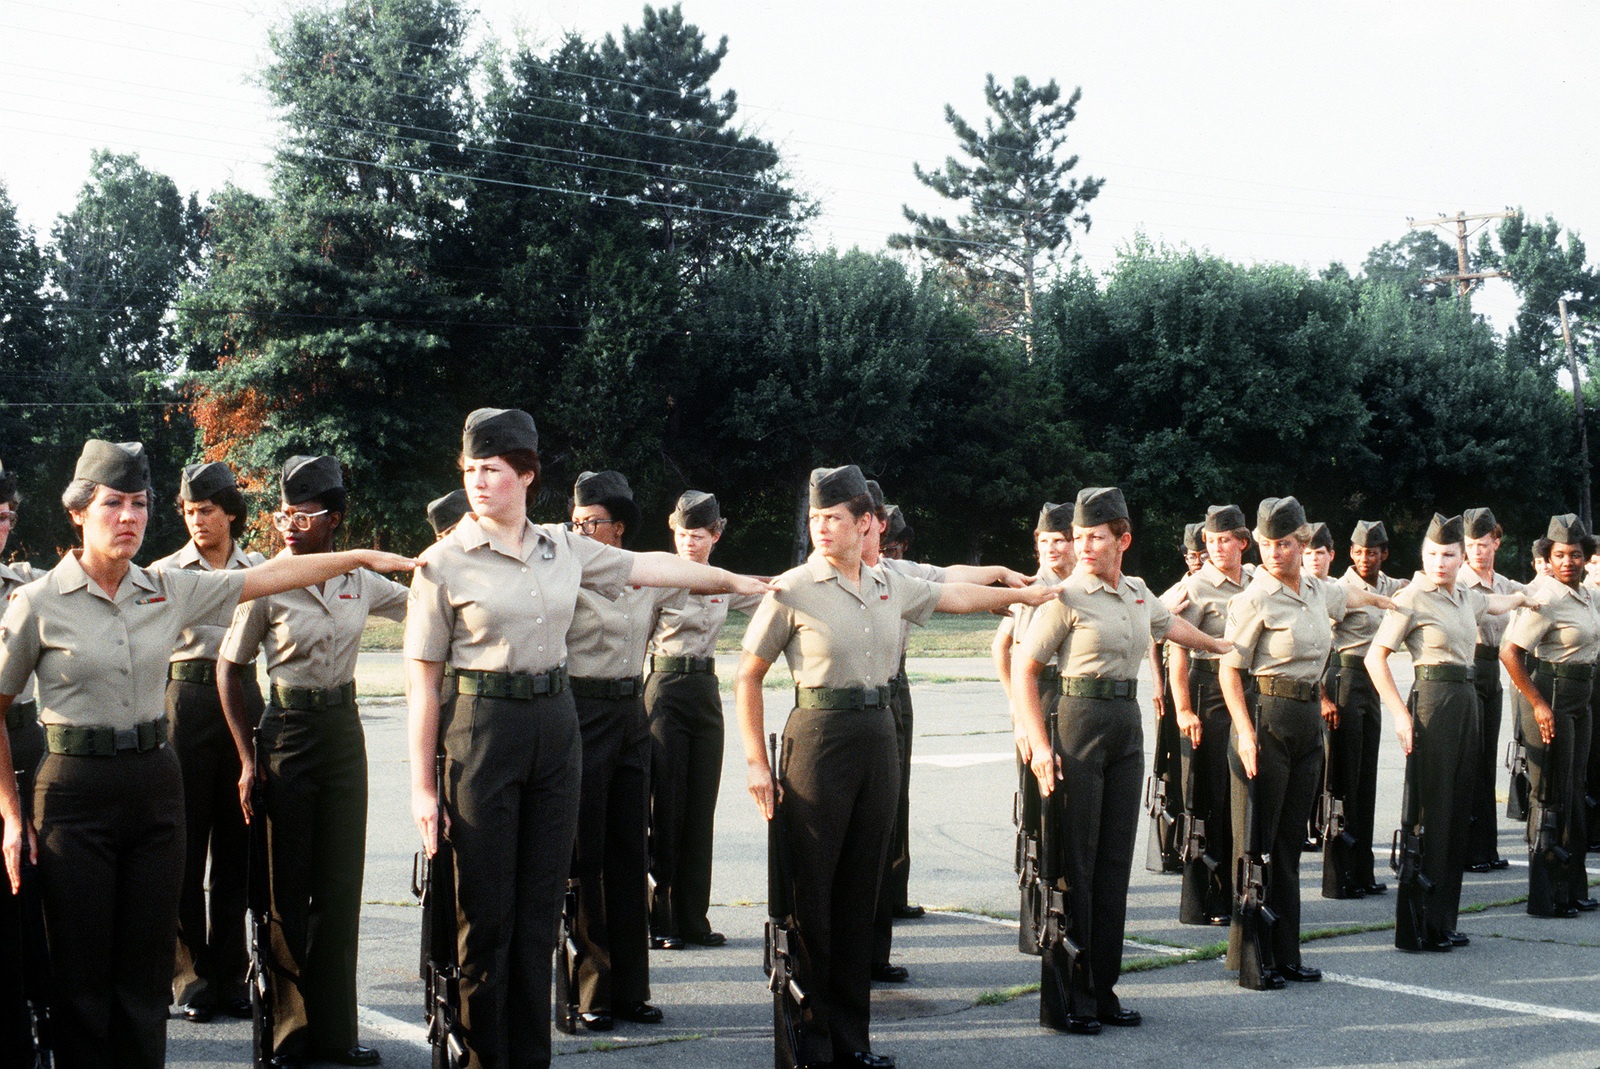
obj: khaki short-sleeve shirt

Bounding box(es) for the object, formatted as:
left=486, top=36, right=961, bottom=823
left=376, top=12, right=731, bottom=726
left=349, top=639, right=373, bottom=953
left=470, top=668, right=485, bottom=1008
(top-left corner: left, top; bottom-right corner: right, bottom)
left=403, top=517, right=634, bottom=675
left=741, top=554, right=941, bottom=689
left=1020, top=570, right=1172, bottom=680
left=1371, top=573, right=1488, bottom=668
left=1503, top=573, right=1600, bottom=665
left=881, top=557, right=949, bottom=662
left=150, top=541, right=266, bottom=662
left=1178, top=561, right=1254, bottom=660
left=1332, top=568, right=1405, bottom=656
left=1460, top=566, right=1524, bottom=648
left=222, top=567, right=408, bottom=689
left=568, top=582, right=671, bottom=679
left=1003, top=569, right=1058, bottom=663
left=1, top=560, right=43, bottom=704
left=647, top=590, right=762, bottom=660
left=1222, top=571, right=1351, bottom=683
left=0, top=550, right=245, bottom=729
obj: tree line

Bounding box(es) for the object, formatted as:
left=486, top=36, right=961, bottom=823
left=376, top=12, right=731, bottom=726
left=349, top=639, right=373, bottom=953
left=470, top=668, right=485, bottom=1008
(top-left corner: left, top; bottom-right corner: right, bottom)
left=1, top=0, right=1596, bottom=594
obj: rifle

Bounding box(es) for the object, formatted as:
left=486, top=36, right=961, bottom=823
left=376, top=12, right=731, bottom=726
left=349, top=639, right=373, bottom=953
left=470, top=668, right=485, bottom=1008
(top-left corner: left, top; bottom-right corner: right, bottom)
left=411, top=754, right=468, bottom=1067
left=1178, top=750, right=1222, bottom=925
left=1320, top=729, right=1359, bottom=899
left=1034, top=750, right=1085, bottom=1030
left=764, top=733, right=807, bottom=1069
left=553, top=876, right=581, bottom=1036
left=247, top=731, right=275, bottom=1069
left=1505, top=737, right=1532, bottom=822
left=1527, top=755, right=1573, bottom=916
left=1015, top=759, right=1043, bottom=956
left=1235, top=749, right=1279, bottom=990
left=1391, top=750, right=1435, bottom=951
left=14, top=768, right=51, bottom=1069
left=1145, top=647, right=1183, bottom=873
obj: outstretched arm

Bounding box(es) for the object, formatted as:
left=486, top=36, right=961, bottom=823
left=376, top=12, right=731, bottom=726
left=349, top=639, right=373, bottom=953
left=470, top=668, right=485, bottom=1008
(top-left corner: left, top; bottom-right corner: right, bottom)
left=629, top=552, right=772, bottom=597
left=240, top=549, right=416, bottom=603
left=935, top=581, right=1056, bottom=615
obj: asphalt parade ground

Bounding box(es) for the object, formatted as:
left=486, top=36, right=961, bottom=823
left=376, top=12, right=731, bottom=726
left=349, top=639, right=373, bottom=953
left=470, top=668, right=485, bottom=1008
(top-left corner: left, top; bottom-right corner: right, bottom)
left=169, top=653, right=1600, bottom=1069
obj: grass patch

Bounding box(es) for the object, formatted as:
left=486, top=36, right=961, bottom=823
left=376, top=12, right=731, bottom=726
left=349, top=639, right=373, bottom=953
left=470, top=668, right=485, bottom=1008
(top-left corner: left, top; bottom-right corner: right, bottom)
left=974, top=982, right=1039, bottom=1006
left=362, top=616, right=404, bottom=651
left=1122, top=941, right=1227, bottom=973
left=563, top=1033, right=705, bottom=1055
left=1301, top=921, right=1395, bottom=940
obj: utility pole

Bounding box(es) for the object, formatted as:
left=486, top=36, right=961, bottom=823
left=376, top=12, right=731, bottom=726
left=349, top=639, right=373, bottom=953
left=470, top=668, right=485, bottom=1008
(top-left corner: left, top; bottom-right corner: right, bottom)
left=1560, top=298, right=1592, bottom=529
left=1406, top=209, right=1516, bottom=300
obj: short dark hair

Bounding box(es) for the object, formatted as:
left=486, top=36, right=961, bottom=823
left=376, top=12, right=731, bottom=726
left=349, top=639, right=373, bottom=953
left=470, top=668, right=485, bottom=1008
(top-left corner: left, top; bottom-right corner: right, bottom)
left=176, top=486, right=248, bottom=541
left=1540, top=535, right=1598, bottom=560
left=1107, top=517, right=1131, bottom=539
left=297, top=486, right=348, bottom=522
left=1534, top=537, right=1553, bottom=560
left=841, top=492, right=875, bottom=520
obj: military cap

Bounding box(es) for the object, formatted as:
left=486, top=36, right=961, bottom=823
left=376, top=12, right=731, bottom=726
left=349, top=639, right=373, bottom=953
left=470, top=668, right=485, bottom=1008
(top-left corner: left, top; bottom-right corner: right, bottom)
left=884, top=504, right=909, bottom=545
left=1036, top=502, right=1073, bottom=535
left=1308, top=522, right=1334, bottom=551
left=1074, top=487, right=1128, bottom=528
left=74, top=440, right=150, bottom=493
left=1350, top=520, right=1388, bottom=547
left=1254, top=496, right=1306, bottom=541
left=864, top=479, right=886, bottom=513
left=1424, top=513, right=1464, bottom=546
left=670, top=490, right=722, bottom=531
left=281, top=455, right=342, bottom=505
left=1462, top=507, right=1499, bottom=540
left=178, top=461, right=236, bottom=503
left=1182, top=522, right=1204, bottom=555
left=810, top=465, right=869, bottom=509
left=574, top=470, right=642, bottom=545
left=1546, top=513, right=1590, bottom=544
left=463, top=407, right=538, bottom=459
left=1203, top=504, right=1248, bottom=534
left=427, top=489, right=472, bottom=537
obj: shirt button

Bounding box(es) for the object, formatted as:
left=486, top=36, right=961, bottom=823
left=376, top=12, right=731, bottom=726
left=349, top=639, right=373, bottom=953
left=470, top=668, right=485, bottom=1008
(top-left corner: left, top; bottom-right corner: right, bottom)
left=536, top=617, right=543, bottom=624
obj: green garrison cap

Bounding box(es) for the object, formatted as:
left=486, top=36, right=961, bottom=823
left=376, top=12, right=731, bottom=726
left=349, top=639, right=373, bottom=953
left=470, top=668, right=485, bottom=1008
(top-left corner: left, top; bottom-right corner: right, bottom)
left=1462, top=507, right=1498, bottom=540
left=810, top=465, right=868, bottom=509
left=1546, top=513, right=1590, bottom=544
left=1036, top=502, right=1073, bottom=535
left=864, top=479, right=886, bottom=513
left=1254, top=496, right=1306, bottom=540
left=1182, top=522, right=1204, bottom=554
left=463, top=408, right=538, bottom=459
left=1308, top=522, right=1334, bottom=551
left=884, top=504, right=909, bottom=544
left=1424, top=513, right=1464, bottom=545
left=670, top=490, right=721, bottom=531
left=1351, top=519, right=1388, bottom=547
left=427, top=489, right=471, bottom=537
left=1074, top=487, right=1128, bottom=528
left=74, top=440, right=150, bottom=493
left=281, top=455, right=342, bottom=505
left=178, top=461, right=236, bottom=503
left=1203, top=504, right=1247, bottom=534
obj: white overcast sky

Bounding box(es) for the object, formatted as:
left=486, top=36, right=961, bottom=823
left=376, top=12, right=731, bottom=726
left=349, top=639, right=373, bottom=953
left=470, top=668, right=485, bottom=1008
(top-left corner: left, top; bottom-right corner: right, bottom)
left=3, top=0, right=1597, bottom=330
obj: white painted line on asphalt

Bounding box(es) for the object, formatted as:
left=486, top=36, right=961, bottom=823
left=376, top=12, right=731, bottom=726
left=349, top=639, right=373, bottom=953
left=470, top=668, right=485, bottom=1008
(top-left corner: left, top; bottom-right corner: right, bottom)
left=911, top=752, right=1014, bottom=767
left=357, top=1004, right=430, bottom=1051
left=1321, top=973, right=1600, bottom=1025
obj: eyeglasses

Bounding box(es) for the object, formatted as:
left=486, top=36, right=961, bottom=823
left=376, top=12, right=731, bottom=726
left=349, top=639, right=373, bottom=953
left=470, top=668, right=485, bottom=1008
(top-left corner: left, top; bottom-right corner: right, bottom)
left=271, top=509, right=329, bottom=532
left=570, top=518, right=618, bottom=535
left=0, top=510, right=14, bottom=525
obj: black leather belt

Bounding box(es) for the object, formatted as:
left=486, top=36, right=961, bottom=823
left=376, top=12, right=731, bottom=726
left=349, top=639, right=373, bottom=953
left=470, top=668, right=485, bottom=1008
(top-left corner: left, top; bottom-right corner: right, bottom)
left=272, top=680, right=357, bottom=710
left=1061, top=676, right=1137, bottom=700
left=1532, top=658, right=1597, bottom=682
left=46, top=717, right=166, bottom=757
left=5, top=700, right=36, bottom=732
left=1475, top=643, right=1500, bottom=662
left=795, top=685, right=892, bottom=710
left=1255, top=675, right=1318, bottom=702
left=168, top=659, right=255, bottom=685
left=570, top=675, right=645, bottom=700
left=1414, top=664, right=1474, bottom=683
left=448, top=665, right=568, bottom=699
left=1336, top=653, right=1367, bottom=669
left=1189, top=658, right=1221, bottom=675
left=650, top=654, right=716, bottom=675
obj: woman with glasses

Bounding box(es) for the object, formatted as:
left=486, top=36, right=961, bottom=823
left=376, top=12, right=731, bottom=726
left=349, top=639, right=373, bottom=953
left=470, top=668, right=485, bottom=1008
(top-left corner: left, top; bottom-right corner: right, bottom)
left=0, top=441, right=414, bottom=1069
left=217, top=456, right=410, bottom=1068
left=405, top=410, right=770, bottom=1069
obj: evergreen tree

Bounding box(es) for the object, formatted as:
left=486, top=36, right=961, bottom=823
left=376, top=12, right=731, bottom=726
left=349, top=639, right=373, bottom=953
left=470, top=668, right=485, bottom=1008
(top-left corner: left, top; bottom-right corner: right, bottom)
left=891, top=75, right=1102, bottom=350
